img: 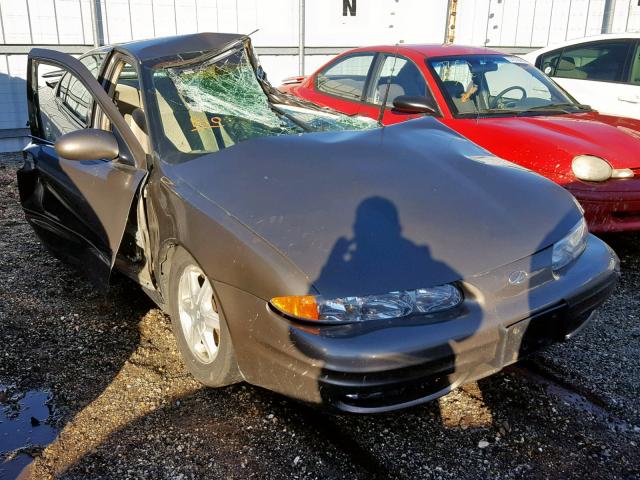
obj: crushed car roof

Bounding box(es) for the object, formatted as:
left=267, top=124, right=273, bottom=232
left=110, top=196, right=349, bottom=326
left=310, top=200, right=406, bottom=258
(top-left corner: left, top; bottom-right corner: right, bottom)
left=115, top=32, right=246, bottom=62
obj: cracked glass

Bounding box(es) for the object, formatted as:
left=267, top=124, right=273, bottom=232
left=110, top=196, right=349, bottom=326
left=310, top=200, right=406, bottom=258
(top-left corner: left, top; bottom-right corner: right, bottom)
left=151, top=46, right=377, bottom=162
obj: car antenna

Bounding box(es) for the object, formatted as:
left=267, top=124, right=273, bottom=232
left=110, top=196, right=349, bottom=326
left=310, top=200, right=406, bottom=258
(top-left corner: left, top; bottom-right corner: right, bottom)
left=377, top=43, right=400, bottom=126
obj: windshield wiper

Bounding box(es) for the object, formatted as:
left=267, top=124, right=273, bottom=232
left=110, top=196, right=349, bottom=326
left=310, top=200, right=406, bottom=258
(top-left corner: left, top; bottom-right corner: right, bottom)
left=523, top=103, right=592, bottom=113
left=269, top=103, right=312, bottom=132
left=481, top=108, right=525, bottom=115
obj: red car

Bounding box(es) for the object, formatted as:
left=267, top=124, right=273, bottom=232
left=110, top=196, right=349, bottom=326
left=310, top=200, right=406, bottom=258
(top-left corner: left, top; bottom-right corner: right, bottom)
left=281, top=45, right=640, bottom=233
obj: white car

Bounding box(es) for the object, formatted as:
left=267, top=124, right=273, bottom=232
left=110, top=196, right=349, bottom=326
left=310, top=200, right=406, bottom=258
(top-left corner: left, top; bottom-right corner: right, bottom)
left=523, top=34, right=640, bottom=120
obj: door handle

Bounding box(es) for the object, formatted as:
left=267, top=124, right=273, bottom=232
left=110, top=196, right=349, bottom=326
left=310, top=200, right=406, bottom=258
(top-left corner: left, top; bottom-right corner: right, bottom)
left=618, top=95, right=640, bottom=104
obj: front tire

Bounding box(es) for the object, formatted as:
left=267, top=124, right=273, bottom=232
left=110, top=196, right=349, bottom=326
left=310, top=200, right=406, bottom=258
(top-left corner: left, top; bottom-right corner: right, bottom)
left=166, top=248, right=241, bottom=387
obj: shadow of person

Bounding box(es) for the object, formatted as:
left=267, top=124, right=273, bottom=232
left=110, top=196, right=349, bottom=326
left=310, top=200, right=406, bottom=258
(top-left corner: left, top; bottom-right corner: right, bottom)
left=291, top=196, right=480, bottom=413
left=314, top=196, right=459, bottom=297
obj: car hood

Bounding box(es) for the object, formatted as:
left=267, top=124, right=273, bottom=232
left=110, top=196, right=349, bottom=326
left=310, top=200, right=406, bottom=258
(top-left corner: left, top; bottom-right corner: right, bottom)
left=453, top=112, right=640, bottom=173
left=171, top=118, right=581, bottom=298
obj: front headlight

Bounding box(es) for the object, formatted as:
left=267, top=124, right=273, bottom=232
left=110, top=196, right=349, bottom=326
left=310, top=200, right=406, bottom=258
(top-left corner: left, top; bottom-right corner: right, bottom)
left=270, top=284, right=463, bottom=323
left=572, top=155, right=634, bottom=181
left=552, top=217, right=588, bottom=272
left=572, top=155, right=612, bottom=181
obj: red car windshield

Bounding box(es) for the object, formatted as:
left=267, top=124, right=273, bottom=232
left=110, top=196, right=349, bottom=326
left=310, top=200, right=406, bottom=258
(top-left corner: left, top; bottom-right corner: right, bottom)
left=427, top=54, right=589, bottom=117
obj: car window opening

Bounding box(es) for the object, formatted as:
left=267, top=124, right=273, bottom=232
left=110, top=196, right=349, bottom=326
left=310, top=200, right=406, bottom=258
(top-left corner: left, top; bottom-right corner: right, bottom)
left=113, top=61, right=149, bottom=154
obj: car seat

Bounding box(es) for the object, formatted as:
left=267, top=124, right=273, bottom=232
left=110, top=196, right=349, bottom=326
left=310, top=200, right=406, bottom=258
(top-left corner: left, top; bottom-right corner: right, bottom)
left=442, top=80, right=477, bottom=113
left=153, top=76, right=234, bottom=153
left=376, top=83, right=406, bottom=105
left=395, top=62, right=426, bottom=97
left=375, top=62, right=426, bottom=106
left=114, top=83, right=150, bottom=154
left=555, top=57, right=587, bottom=79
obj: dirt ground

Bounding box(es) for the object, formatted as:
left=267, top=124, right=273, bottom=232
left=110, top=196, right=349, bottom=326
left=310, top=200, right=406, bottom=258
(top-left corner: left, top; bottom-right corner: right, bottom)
left=1, top=153, right=638, bottom=480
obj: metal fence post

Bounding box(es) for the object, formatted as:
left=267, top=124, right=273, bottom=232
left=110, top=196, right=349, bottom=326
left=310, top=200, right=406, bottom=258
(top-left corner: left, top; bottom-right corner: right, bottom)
left=601, top=0, right=615, bottom=33
left=90, top=0, right=105, bottom=47
left=298, top=0, right=305, bottom=75
left=444, top=0, right=458, bottom=44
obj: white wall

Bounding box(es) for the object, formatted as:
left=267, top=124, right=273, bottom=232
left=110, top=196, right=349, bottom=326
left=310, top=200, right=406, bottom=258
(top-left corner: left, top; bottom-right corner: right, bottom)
left=0, top=0, right=639, bottom=151
left=455, top=0, right=639, bottom=46
left=305, top=0, right=449, bottom=46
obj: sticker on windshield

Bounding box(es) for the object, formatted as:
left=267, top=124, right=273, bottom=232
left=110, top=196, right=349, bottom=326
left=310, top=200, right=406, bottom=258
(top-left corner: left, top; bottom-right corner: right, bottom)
left=191, top=116, right=223, bottom=132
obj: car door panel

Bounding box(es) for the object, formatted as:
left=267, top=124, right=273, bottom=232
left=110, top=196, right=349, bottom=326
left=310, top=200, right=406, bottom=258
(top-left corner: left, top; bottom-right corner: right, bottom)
left=23, top=143, right=145, bottom=253
left=552, top=77, right=639, bottom=120
left=618, top=93, right=640, bottom=104
left=612, top=82, right=640, bottom=119
left=620, top=40, right=640, bottom=112
left=357, top=101, right=421, bottom=125
left=22, top=48, right=147, bottom=287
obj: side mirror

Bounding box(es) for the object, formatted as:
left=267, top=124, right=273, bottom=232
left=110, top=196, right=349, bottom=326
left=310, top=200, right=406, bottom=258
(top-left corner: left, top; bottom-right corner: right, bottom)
left=392, top=95, right=437, bottom=115
left=55, top=129, right=119, bottom=161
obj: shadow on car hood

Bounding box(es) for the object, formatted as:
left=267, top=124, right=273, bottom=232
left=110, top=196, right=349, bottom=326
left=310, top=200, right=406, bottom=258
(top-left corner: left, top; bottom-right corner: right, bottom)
left=171, top=117, right=581, bottom=298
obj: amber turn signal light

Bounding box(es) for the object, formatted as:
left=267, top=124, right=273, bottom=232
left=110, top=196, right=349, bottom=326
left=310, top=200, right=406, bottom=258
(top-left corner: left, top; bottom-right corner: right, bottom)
left=270, top=295, right=319, bottom=320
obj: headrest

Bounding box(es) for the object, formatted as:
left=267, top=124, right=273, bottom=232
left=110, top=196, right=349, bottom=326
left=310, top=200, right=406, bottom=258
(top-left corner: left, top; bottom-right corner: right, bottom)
left=377, top=83, right=406, bottom=103
left=556, top=57, right=576, bottom=71
left=442, top=80, right=465, bottom=98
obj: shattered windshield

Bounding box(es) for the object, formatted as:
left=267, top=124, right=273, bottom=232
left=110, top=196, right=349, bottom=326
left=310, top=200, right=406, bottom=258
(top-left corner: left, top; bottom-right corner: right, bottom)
left=151, top=46, right=377, bottom=162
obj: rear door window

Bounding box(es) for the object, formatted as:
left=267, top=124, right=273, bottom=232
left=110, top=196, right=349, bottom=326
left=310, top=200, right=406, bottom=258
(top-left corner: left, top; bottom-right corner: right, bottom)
left=316, top=54, right=375, bottom=101
left=553, top=41, right=631, bottom=82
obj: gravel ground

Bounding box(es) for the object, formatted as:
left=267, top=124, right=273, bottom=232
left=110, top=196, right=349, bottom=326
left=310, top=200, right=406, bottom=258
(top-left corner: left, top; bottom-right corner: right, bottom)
left=1, top=152, right=639, bottom=480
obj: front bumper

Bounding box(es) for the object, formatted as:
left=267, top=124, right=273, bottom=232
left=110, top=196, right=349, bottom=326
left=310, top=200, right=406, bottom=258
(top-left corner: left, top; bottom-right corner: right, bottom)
left=569, top=185, right=640, bottom=233
left=216, top=235, right=619, bottom=413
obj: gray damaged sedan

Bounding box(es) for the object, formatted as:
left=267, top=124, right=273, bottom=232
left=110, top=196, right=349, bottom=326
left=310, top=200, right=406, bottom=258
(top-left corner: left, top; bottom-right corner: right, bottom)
left=18, top=33, right=619, bottom=412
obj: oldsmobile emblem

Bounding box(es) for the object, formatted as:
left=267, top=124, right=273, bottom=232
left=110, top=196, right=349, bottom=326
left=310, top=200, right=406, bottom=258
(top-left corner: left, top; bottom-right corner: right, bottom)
left=508, top=270, right=528, bottom=286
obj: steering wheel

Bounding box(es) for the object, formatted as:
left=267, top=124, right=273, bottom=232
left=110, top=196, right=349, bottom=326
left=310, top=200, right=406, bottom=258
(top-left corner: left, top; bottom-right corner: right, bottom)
left=490, top=86, right=527, bottom=109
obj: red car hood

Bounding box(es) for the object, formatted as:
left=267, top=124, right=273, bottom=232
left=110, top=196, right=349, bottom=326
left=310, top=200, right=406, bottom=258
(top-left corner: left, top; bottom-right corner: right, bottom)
left=449, top=112, right=640, bottom=176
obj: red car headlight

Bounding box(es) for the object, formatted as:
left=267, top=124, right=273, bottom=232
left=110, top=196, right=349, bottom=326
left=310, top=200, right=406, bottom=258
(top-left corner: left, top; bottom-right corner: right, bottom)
left=572, top=155, right=634, bottom=182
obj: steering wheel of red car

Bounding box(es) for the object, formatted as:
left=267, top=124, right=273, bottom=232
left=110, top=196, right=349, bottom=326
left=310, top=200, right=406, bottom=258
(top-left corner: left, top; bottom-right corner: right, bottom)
left=490, top=86, right=527, bottom=109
